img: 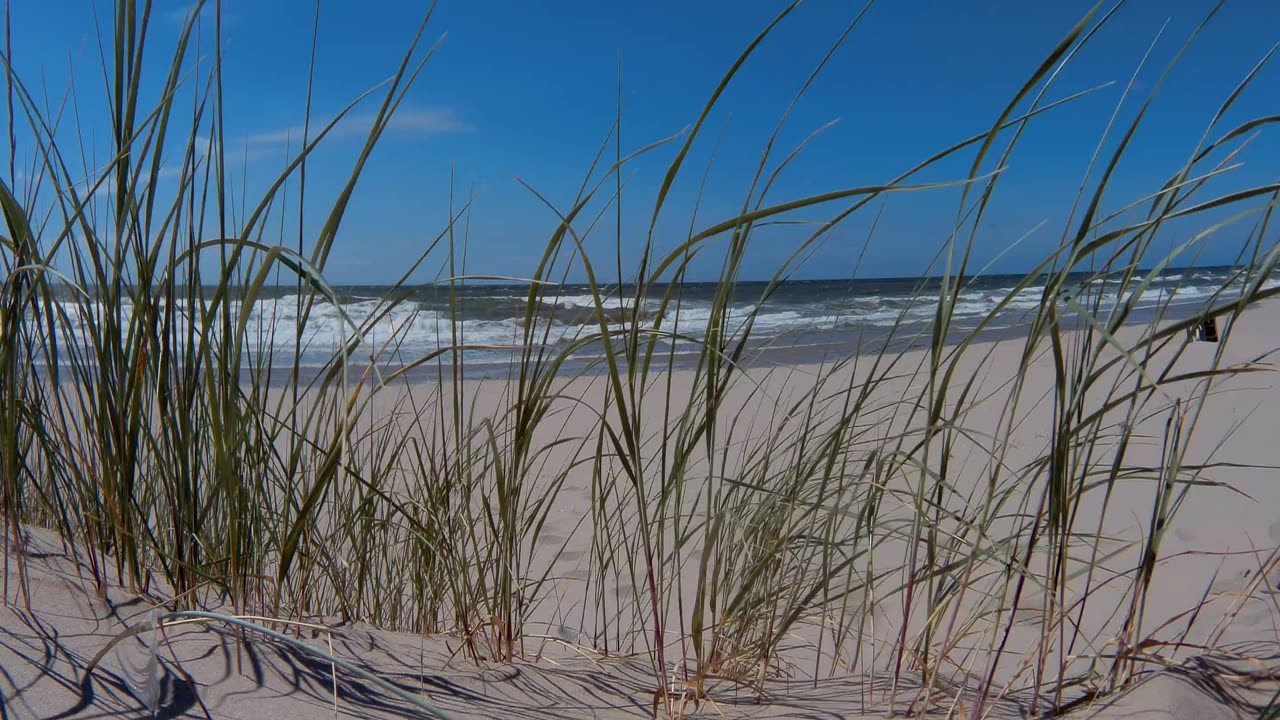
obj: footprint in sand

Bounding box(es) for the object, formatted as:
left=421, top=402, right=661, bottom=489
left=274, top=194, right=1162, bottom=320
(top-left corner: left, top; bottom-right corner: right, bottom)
left=1174, top=526, right=1210, bottom=544
left=1011, top=591, right=1046, bottom=626
left=1209, top=568, right=1255, bottom=596
left=540, top=533, right=567, bottom=547
left=1209, top=564, right=1280, bottom=595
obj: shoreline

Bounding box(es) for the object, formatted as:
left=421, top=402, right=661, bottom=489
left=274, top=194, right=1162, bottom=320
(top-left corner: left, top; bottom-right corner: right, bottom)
left=91, top=294, right=1253, bottom=387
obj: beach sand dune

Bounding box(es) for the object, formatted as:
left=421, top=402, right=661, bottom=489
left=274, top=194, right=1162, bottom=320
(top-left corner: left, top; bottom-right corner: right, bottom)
left=4, top=304, right=1280, bottom=718
left=3, top=523, right=1278, bottom=718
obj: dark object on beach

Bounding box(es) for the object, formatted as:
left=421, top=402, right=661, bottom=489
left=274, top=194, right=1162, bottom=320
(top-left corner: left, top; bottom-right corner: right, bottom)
left=1188, top=317, right=1219, bottom=343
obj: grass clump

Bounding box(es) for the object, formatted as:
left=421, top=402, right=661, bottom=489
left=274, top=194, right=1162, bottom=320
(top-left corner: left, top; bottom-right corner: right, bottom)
left=2, top=1, right=1279, bottom=717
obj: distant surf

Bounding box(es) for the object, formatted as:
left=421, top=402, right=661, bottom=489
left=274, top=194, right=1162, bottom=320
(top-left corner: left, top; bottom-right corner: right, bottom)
left=43, top=266, right=1277, bottom=378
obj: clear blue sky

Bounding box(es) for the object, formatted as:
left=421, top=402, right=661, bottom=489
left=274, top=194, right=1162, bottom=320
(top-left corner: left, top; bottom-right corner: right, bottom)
left=6, top=1, right=1280, bottom=283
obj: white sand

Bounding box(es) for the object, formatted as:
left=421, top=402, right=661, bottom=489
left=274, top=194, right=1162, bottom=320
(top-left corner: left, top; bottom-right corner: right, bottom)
left=4, top=303, right=1280, bottom=718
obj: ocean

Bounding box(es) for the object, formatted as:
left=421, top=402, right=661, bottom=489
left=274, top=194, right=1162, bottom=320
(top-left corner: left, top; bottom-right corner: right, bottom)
left=48, top=266, right=1277, bottom=380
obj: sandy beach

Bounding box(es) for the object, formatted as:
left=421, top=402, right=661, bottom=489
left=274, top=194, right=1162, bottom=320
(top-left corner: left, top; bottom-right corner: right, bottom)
left=3, top=0, right=1279, bottom=717
left=4, top=298, right=1279, bottom=719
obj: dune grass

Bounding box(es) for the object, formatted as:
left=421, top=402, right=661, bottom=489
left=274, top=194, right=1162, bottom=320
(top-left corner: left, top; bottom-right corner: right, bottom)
left=2, top=1, right=1280, bottom=717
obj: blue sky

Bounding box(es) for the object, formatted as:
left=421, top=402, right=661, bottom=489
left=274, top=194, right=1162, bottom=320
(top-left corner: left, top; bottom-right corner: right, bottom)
left=6, top=1, right=1280, bottom=283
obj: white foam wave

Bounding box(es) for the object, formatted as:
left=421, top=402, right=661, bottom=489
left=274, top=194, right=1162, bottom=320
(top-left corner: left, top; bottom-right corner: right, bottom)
left=33, top=272, right=1267, bottom=367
